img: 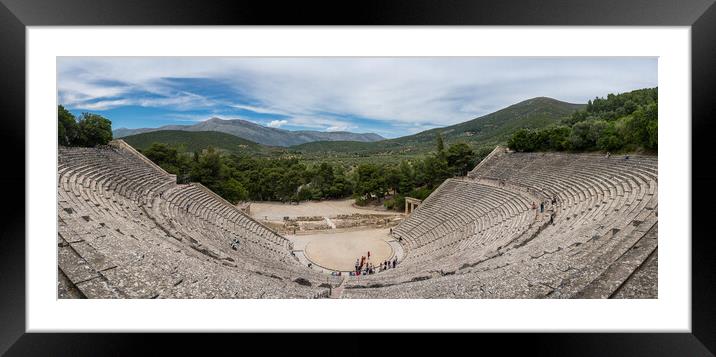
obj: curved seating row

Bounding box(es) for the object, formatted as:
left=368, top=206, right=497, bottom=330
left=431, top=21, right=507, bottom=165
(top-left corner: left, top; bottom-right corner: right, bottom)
left=58, top=144, right=329, bottom=299
left=343, top=149, right=658, bottom=298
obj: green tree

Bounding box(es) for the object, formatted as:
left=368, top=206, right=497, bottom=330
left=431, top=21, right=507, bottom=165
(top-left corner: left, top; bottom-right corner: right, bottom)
left=393, top=195, right=406, bottom=212
left=354, top=163, right=388, bottom=201
left=541, top=126, right=572, bottom=151
left=220, top=177, right=249, bottom=203
left=421, top=154, right=450, bottom=188
left=647, top=120, right=658, bottom=151
left=508, top=128, right=537, bottom=152
left=596, top=132, right=622, bottom=152
left=436, top=132, right=445, bottom=154
left=626, top=102, right=657, bottom=149
left=313, top=162, right=335, bottom=196
left=144, top=143, right=180, bottom=167
left=384, top=165, right=401, bottom=195
left=569, top=120, right=607, bottom=151
left=337, top=166, right=354, bottom=196
left=445, top=142, right=475, bottom=176
left=277, top=165, right=304, bottom=201
left=77, top=113, right=113, bottom=147
left=297, top=185, right=315, bottom=201
left=143, top=143, right=192, bottom=182
left=58, top=105, right=78, bottom=146
left=397, top=160, right=415, bottom=194
left=190, top=147, right=226, bottom=191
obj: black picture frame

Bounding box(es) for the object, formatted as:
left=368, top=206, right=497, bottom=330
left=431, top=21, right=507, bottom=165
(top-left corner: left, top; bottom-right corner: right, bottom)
left=1, top=0, right=714, bottom=355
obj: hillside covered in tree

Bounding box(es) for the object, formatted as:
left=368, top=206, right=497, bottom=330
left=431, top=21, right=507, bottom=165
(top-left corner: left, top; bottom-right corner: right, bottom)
left=289, top=97, right=584, bottom=156
left=508, top=88, right=657, bottom=153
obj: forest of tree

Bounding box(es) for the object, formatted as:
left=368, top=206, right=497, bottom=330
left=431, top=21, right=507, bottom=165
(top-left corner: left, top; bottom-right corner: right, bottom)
left=507, top=88, right=657, bottom=153
left=140, top=133, right=484, bottom=211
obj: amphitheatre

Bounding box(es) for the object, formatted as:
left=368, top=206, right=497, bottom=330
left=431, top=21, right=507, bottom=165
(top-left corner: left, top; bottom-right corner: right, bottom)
left=57, top=140, right=657, bottom=299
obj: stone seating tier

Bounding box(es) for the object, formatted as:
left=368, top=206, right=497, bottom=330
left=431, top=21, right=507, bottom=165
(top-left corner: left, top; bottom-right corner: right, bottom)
left=58, top=144, right=328, bottom=299
left=344, top=150, right=657, bottom=298
left=58, top=144, right=657, bottom=299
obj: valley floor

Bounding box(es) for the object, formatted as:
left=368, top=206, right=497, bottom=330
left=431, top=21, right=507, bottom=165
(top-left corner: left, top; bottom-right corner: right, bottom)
left=287, top=228, right=397, bottom=272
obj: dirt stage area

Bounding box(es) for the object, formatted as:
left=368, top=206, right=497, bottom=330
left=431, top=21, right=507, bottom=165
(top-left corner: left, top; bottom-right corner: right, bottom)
left=247, top=200, right=405, bottom=272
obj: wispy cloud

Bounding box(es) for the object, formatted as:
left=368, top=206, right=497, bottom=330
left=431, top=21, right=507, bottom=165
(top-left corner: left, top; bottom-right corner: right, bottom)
left=57, top=57, right=658, bottom=136
left=285, top=116, right=358, bottom=132
left=72, top=99, right=132, bottom=111
left=232, top=104, right=290, bottom=116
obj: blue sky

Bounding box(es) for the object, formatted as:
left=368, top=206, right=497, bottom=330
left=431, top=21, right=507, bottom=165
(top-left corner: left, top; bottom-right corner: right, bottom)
left=57, top=57, right=657, bottom=139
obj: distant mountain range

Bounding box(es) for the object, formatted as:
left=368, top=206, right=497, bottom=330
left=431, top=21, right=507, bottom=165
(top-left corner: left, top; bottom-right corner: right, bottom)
left=291, top=97, right=584, bottom=154
left=113, top=117, right=385, bottom=147
left=120, top=97, right=585, bottom=157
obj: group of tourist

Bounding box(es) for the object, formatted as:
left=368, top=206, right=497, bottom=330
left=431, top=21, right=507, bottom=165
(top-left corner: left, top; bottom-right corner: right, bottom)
left=605, top=152, right=631, bottom=161
left=350, top=251, right=398, bottom=276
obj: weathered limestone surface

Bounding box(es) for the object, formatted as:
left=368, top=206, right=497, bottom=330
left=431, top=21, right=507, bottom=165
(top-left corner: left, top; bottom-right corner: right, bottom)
left=58, top=142, right=657, bottom=299
left=344, top=150, right=658, bottom=299
left=58, top=142, right=330, bottom=299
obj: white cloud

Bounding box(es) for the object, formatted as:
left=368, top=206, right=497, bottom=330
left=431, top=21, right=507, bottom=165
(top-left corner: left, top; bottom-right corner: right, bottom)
left=326, top=124, right=357, bottom=132
left=66, top=93, right=214, bottom=111
left=57, top=57, right=658, bottom=129
left=285, top=116, right=357, bottom=132
left=231, top=104, right=290, bottom=116
left=266, top=119, right=288, bottom=128
left=69, top=99, right=132, bottom=111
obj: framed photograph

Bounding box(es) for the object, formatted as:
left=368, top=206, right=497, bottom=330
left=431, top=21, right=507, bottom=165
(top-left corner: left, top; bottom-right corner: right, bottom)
left=2, top=0, right=715, bottom=354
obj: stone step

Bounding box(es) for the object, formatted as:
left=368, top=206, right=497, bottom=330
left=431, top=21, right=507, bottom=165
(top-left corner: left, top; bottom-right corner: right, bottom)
left=574, top=223, right=658, bottom=298
left=57, top=234, right=126, bottom=299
